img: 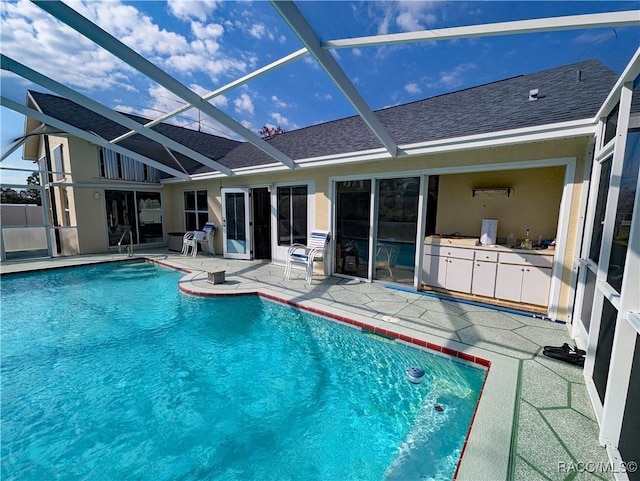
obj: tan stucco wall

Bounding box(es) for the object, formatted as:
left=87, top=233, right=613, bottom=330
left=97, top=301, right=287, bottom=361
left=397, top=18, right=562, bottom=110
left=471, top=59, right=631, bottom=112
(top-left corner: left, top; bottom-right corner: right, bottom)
left=47, top=133, right=589, bottom=319
left=435, top=166, right=565, bottom=242
left=63, top=137, right=110, bottom=253
left=163, top=137, right=589, bottom=320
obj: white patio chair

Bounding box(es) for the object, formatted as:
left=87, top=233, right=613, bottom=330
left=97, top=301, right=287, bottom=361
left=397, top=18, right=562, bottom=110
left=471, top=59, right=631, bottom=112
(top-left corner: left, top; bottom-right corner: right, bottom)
left=182, top=232, right=195, bottom=255
left=284, top=231, right=331, bottom=284
left=182, top=231, right=206, bottom=256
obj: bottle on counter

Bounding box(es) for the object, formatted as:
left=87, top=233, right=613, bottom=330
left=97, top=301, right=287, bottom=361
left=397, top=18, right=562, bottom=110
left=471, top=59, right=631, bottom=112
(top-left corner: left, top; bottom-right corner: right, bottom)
left=523, top=229, right=533, bottom=250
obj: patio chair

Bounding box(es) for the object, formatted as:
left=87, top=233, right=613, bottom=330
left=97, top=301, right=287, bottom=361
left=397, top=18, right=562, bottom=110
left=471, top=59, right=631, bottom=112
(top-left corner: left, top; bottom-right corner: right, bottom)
left=182, top=231, right=206, bottom=257
left=284, top=231, right=331, bottom=284
left=375, top=243, right=400, bottom=281
left=182, top=232, right=195, bottom=255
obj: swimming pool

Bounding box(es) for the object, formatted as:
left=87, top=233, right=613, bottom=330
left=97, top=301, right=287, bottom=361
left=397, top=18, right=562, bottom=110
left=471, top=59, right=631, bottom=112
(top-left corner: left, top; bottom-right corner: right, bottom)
left=1, top=261, right=486, bottom=480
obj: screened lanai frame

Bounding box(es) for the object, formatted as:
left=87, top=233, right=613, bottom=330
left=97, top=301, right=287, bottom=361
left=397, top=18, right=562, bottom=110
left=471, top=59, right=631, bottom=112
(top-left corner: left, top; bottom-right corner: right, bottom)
left=567, top=47, right=640, bottom=474
left=2, top=2, right=639, bottom=180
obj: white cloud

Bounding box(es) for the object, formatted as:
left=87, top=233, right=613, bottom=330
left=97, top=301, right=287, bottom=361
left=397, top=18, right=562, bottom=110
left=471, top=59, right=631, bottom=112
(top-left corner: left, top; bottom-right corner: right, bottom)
left=190, top=84, right=228, bottom=109
left=405, top=83, right=421, bottom=94
left=432, top=63, right=476, bottom=89
left=115, top=84, right=238, bottom=139
left=0, top=0, right=137, bottom=92
left=352, top=48, right=363, bottom=57
left=249, top=23, right=267, bottom=40
left=270, top=112, right=289, bottom=127
left=1, top=0, right=249, bottom=92
left=71, top=0, right=190, bottom=56
left=234, top=93, right=254, bottom=115
left=573, top=31, right=616, bottom=44
left=371, top=1, right=438, bottom=34
left=167, top=0, right=219, bottom=22
left=315, top=93, right=332, bottom=101
left=271, top=95, right=288, bottom=108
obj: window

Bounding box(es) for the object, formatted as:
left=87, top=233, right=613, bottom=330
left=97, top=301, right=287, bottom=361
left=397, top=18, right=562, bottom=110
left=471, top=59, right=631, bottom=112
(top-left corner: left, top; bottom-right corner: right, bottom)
left=99, top=149, right=106, bottom=178
left=61, top=187, right=71, bottom=226
left=277, top=186, right=307, bottom=246
left=116, top=153, right=123, bottom=179
left=52, top=144, right=65, bottom=180
left=184, top=190, right=208, bottom=231
left=98, top=147, right=160, bottom=182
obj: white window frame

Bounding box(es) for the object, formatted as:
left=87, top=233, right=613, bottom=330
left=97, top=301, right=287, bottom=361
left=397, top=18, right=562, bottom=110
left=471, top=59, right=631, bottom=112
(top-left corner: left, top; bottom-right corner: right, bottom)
left=183, top=189, right=208, bottom=231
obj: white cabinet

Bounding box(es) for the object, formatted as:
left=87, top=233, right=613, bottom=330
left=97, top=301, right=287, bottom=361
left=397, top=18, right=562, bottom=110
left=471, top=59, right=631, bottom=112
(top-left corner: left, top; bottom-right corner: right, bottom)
left=423, top=254, right=447, bottom=288
left=446, top=257, right=474, bottom=293
left=472, top=261, right=497, bottom=297
left=494, top=253, right=553, bottom=306
left=423, top=246, right=474, bottom=293
left=423, top=243, right=553, bottom=307
left=494, top=264, right=525, bottom=302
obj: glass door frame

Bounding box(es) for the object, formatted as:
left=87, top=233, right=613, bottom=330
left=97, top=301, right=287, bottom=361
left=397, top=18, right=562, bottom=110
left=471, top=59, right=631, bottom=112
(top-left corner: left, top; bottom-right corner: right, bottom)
left=574, top=58, right=639, bottom=470
left=331, top=174, right=426, bottom=290
left=221, top=187, right=251, bottom=260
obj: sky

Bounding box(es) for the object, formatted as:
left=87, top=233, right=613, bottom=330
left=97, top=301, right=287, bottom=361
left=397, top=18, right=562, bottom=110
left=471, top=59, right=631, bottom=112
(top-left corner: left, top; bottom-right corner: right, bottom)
left=1, top=0, right=639, bottom=185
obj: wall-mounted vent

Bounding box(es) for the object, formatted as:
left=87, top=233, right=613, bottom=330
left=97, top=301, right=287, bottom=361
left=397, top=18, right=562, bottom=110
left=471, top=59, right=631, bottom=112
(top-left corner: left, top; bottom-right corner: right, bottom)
left=529, top=89, right=539, bottom=101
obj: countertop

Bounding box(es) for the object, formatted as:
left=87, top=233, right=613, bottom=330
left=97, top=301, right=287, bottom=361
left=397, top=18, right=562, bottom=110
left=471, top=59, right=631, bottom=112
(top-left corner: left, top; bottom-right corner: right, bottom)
left=424, top=238, right=555, bottom=256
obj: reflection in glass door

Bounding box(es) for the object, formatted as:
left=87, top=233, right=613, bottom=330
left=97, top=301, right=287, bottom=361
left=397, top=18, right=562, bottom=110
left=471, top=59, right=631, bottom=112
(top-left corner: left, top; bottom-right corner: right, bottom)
left=374, top=177, right=420, bottom=285
left=136, top=192, right=163, bottom=244
left=222, top=188, right=251, bottom=259
left=335, top=180, right=371, bottom=279
left=105, top=190, right=137, bottom=246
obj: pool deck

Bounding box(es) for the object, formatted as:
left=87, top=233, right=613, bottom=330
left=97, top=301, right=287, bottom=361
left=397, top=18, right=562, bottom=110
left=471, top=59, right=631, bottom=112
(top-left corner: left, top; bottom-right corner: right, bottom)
left=1, top=250, right=610, bottom=481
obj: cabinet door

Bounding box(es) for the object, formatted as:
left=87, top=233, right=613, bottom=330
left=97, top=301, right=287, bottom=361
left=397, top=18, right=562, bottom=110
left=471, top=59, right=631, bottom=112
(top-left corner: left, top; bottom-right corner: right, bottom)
left=445, top=258, right=473, bottom=293
left=423, top=254, right=447, bottom=288
left=472, top=261, right=497, bottom=297
left=495, top=263, right=524, bottom=302
left=521, top=267, right=552, bottom=306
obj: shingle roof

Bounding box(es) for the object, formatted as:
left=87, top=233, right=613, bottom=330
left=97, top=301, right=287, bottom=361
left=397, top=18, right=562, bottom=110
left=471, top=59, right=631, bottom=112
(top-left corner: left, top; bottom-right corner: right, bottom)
left=27, top=59, right=618, bottom=177
left=27, top=91, right=241, bottom=176
left=221, top=59, right=618, bottom=168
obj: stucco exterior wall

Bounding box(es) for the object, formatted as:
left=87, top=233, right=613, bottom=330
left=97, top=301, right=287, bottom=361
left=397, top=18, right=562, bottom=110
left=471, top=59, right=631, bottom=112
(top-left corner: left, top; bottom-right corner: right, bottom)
left=43, top=132, right=588, bottom=319
left=163, top=136, right=589, bottom=320
left=435, top=166, right=565, bottom=242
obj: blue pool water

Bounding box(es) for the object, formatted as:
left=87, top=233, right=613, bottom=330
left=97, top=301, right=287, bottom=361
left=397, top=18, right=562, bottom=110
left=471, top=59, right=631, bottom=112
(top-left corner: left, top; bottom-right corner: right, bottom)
left=1, top=261, right=485, bottom=480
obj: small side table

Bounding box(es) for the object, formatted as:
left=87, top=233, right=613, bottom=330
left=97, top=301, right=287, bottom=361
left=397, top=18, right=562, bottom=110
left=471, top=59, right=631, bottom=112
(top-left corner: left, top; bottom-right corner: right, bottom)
left=207, top=269, right=226, bottom=285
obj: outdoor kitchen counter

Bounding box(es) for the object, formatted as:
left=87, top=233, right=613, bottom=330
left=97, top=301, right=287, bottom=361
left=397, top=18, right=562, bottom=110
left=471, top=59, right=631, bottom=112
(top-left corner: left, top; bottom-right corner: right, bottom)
left=424, top=237, right=555, bottom=255
left=422, top=239, right=555, bottom=307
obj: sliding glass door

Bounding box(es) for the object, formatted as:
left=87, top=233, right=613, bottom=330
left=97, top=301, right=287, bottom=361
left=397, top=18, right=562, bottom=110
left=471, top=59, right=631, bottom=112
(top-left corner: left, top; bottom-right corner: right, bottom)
left=335, top=180, right=371, bottom=279
left=334, top=176, right=421, bottom=286
left=374, top=177, right=420, bottom=285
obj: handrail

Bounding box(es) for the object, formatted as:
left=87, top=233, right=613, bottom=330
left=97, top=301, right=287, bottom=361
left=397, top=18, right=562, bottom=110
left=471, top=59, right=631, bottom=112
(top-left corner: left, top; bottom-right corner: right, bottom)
left=117, top=227, right=133, bottom=257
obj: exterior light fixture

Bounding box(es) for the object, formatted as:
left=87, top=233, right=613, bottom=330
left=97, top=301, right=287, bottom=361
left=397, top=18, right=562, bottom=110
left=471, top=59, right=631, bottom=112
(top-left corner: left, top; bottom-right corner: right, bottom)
left=472, top=187, right=511, bottom=197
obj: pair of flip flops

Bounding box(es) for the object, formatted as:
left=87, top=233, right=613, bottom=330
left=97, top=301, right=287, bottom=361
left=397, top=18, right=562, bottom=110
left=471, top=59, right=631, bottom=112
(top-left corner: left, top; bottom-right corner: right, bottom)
left=542, top=343, right=585, bottom=366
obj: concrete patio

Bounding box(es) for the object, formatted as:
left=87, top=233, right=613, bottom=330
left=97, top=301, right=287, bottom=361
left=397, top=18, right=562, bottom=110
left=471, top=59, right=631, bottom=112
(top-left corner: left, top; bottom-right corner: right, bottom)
left=0, top=249, right=611, bottom=481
